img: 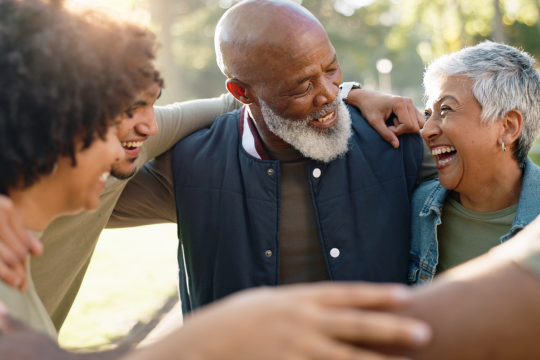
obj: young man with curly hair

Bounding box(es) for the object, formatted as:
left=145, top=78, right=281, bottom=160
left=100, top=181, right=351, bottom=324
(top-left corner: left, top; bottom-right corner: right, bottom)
left=0, top=0, right=161, bottom=339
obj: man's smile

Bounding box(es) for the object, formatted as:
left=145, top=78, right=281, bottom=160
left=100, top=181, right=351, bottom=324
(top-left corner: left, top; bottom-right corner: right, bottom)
left=121, top=140, right=144, bottom=157
left=309, top=108, right=338, bottom=129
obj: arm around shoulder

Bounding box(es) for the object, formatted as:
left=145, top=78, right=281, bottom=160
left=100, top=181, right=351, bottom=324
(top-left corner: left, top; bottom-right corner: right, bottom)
left=146, top=93, right=240, bottom=159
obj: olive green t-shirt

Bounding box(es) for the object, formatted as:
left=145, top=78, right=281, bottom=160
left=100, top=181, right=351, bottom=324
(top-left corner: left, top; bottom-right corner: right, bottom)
left=436, top=196, right=518, bottom=274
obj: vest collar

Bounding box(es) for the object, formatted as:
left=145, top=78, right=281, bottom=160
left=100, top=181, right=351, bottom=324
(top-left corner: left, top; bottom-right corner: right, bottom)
left=238, top=106, right=270, bottom=160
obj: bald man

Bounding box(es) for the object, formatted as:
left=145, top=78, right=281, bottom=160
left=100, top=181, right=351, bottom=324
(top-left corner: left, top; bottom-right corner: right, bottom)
left=109, top=0, right=436, bottom=313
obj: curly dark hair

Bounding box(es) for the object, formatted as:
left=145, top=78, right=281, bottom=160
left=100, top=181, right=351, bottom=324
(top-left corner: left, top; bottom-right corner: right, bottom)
left=0, top=0, right=163, bottom=195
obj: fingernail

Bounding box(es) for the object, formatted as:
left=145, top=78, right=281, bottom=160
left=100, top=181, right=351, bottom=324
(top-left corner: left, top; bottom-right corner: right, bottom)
left=411, top=323, right=432, bottom=346
left=393, top=286, right=411, bottom=303
left=391, top=140, right=398, bottom=148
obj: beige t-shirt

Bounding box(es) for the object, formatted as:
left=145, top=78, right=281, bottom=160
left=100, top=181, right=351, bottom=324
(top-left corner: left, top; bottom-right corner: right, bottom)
left=0, top=232, right=57, bottom=339
left=31, top=94, right=239, bottom=331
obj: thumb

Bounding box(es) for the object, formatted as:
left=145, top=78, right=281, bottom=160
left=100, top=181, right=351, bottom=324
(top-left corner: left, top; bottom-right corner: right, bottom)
left=27, top=231, right=43, bottom=256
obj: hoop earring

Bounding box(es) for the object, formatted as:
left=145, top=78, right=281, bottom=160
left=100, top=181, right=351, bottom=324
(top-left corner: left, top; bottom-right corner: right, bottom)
left=502, top=141, right=506, bottom=153
left=51, top=162, right=58, bottom=175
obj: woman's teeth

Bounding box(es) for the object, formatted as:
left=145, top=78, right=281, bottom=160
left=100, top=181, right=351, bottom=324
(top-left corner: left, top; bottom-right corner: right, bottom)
left=317, top=110, right=335, bottom=122
left=122, top=141, right=143, bottom=148
left=438, top=157, right=453, bottom=166
left=431, top=146, right=455, bottom=155
left=100, top=172, right=110, bottom=183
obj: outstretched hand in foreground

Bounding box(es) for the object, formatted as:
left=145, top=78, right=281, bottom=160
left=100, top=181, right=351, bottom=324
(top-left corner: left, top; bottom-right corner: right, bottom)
left=0, top=283, right=431, bottom=360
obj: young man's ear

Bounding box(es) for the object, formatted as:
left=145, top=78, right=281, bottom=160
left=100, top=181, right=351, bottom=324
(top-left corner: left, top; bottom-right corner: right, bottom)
left=226, top=79, right=252, bottom=104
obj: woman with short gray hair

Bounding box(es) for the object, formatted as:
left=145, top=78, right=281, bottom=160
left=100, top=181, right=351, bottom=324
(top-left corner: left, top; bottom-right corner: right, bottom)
left=409, top=41, right=540, bottom=284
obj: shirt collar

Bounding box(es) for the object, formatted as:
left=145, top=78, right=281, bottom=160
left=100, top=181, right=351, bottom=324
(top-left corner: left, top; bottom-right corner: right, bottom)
left=238, top=106, right=270, bottom=160
left=503, top=157, right=540, bottom=241
left=419, top=182, right=449, bottom=218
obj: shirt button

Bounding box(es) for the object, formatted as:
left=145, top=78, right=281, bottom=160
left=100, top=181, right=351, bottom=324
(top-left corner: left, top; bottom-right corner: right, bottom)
left=313, top=168, right=321, bottom=178
left=265, top=250, right=272, bottom=257
left=330, top=248, right=340, bottom=258
left=267, top=169, right=274, bottom=176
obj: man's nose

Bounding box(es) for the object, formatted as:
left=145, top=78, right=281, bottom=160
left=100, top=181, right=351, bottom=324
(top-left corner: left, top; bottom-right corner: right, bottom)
left=135, top=108, right=158, bottom=137
left=313, top=78, right=340, bottom=108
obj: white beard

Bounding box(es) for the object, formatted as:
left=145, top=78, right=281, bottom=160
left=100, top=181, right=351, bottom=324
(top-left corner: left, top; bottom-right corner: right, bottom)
left=259, top=95, right=352, bottom=163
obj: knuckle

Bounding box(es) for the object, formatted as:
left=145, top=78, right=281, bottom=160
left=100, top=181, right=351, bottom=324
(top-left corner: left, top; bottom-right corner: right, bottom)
left=387, top=319, right=411, bottom=343
left=395, top=97, right=406, bottom=107
left=0, top=198, right=13, bottom=212
left=0, top=269, right=16, bottom=285
left=3, top=253, right=18, bottom=267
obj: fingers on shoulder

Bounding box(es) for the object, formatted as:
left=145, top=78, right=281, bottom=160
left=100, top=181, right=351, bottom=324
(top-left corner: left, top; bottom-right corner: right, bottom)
left=393, top=97, right=421, bottom=135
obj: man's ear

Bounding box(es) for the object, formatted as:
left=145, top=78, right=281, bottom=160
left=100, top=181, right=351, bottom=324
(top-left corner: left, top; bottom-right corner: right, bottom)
left=226, top=78, right=253, bottom=104
left=502, top=109, right=523, bottom=146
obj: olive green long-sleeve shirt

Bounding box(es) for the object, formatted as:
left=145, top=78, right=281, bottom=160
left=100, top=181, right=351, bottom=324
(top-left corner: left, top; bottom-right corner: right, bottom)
left=31, top=94, right=239, bottom=331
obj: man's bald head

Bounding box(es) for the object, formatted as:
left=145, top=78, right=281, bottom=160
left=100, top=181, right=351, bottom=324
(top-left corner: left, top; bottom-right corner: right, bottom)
left=215, top=0, right=328, bottom=84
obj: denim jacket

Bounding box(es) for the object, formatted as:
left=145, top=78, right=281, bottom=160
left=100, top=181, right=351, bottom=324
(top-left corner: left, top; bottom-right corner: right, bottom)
left=409, top=157, right=540, bottom=285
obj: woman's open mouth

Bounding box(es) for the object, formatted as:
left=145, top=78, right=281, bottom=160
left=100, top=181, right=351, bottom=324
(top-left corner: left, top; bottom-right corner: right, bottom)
left=432, top=145, right=457, bottom=169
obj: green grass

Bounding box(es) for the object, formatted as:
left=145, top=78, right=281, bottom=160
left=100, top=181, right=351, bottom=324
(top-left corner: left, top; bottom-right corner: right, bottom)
left=529, top=153, right=540, bottom=166
left=58, top=224, right=180, bottom=351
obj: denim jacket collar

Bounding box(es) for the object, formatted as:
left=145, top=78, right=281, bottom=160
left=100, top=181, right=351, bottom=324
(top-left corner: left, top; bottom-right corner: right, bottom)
left=419, top=182, right=449, bottom=219
left=501, top=158, right=540, bottom=242
left=419, top=157, right=540, bottom=243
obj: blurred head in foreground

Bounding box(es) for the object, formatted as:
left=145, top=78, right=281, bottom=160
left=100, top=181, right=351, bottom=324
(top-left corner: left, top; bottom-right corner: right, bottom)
left=0, top=0, right=161, bottom=230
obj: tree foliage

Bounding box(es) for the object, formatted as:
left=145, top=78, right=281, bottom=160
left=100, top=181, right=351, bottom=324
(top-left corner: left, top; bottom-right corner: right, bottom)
left=141, top=0, right=540, bottom=105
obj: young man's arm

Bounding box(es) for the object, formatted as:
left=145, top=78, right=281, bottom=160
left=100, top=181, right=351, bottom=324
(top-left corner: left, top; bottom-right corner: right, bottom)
left=106, top=151, right=175, bottom=229
left=144, top=94, right=241, bottom=161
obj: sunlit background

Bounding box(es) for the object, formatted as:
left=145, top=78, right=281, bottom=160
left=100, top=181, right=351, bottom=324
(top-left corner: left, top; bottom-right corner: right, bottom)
left=70, top=0, right=540, bottom=107
left=60, top=0, right=540, bottom=350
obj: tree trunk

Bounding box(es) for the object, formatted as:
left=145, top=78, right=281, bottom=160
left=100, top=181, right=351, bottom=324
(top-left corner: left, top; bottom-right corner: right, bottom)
left=151, top=0, right=183, bottom=106
left=491, top=0, right=508, bottom=43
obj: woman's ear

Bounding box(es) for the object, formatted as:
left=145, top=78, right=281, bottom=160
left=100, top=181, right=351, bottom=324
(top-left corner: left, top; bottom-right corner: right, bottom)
left=226, top=79, right=253, bottom=104
left=502, top=110, right=523, bottom=146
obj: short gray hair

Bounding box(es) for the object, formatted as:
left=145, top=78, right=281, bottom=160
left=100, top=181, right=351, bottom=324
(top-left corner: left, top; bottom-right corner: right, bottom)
left=423, top=41, right=540, bottom=165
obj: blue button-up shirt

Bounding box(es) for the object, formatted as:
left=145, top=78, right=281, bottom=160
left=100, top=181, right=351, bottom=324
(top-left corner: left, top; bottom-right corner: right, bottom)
left=409, top=157, right=540, bottom=285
